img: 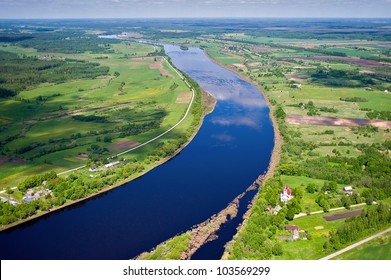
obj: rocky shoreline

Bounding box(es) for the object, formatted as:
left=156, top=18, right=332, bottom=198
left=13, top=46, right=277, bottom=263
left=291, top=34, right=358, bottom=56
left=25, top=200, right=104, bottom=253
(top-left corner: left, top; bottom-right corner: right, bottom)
left=135, top=50, right=282, bottom=260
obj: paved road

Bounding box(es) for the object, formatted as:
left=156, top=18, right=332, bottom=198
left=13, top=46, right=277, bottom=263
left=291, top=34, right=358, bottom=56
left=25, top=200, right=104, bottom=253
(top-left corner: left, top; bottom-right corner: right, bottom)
left=320, top=227, right=391, bottom=260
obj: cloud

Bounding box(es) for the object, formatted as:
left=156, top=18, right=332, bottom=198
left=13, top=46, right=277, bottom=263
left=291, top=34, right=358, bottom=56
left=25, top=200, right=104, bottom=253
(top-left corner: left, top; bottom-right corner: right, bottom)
left=211, top=116, right=260, bottom=129
left=211, top=133, right=235, bottom=142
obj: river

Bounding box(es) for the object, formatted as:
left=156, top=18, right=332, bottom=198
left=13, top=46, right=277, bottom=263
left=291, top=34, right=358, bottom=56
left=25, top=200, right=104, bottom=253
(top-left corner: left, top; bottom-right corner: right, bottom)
left=0, top=44, right=274, bottom=260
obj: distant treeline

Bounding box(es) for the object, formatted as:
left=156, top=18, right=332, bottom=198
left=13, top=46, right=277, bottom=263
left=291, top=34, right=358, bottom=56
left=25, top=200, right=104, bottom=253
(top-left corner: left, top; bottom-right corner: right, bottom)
left=72, top=115, right=108, bottom=123
left=311, top=69, right=376, bottom=88
left=0, top=31, right=116, bottom=54
left=0, top=50, right=109, bottom=97
left=0, top=33, right=34, bottom=42
left=366, top=110, right=391, bottom=121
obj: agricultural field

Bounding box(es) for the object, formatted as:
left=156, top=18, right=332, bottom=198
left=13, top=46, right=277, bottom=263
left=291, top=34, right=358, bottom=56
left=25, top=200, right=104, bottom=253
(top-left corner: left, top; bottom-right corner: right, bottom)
left=0, top=19, right=390, bottom=260
left=332, top=231, right=391, bottom=260
left=0, top=41, right=190, bottom=187
left=0, top=30, right=203, bottom=227
left=204, top=28, right=391, bottom=260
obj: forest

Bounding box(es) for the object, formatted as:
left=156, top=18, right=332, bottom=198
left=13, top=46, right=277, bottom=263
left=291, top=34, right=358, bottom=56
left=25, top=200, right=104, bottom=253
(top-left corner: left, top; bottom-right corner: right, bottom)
left=325, top=204, right=391, bottom=252
left=0, top=50, right=109, bottom=97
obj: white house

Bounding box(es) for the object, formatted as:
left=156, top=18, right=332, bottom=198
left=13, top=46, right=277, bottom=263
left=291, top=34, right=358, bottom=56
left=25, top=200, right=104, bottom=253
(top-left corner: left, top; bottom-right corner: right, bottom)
left=280, top=185, right=293, bottom=203
left=104, top=161, right=120, bottom=169
left=343, top=186, right=353, bottom=195
left=273, top=205, right=282, bottom=215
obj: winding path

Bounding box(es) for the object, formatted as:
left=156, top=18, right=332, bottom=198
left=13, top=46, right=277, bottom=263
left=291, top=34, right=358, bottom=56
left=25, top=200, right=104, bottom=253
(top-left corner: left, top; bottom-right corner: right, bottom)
left=320, top=227, right=391, bottom=260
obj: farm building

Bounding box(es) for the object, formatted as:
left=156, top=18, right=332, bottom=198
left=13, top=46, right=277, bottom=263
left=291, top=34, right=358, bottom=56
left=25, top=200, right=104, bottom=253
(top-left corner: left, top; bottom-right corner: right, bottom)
left=23, top=197, right=33, bottom=203
left=1, top=197, right=8, bottom=203
left=343, top=186, right=353, bottom=195
left=285, top=225, right=300, bottom=240
left=280, top=185, right=293, bottom=203
left=104, top=161, right=120, bottom=169
left=89, top=166, right=97, bottom=172
left=273, top=205, right=282, bottom=215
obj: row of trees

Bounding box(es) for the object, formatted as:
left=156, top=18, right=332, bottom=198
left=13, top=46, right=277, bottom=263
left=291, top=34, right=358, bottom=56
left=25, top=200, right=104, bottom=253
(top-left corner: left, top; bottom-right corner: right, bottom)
left=311, top=68, right=377, bottom=88
left=325, top=204, right=391, bottom=252
left=0, top=50, right=109, bottom=97
left=16, top=31, right=115, bottom=54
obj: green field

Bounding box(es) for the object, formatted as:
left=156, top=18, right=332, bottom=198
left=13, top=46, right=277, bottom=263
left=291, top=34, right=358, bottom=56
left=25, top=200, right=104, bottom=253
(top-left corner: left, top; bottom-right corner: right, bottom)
left=0, top=41, right=193, bottom=189
left=0, top=33, right=207, bottom=228
left=213, top=29, right=391, bottom=260
left=333, top=231, right=391, bottom=260
left=273, top=212, right=348, bottom=260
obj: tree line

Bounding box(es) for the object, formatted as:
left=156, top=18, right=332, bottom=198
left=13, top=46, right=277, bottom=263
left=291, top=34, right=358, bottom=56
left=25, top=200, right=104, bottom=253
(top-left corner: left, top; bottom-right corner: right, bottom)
left=324, top=204, right=391, bottom=252
left=0, top=50, right=109, bottom=98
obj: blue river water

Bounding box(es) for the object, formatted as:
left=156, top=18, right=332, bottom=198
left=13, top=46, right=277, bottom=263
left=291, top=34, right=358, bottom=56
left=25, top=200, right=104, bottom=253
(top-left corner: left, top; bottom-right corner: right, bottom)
left=0, top=45, right=274, bottom=260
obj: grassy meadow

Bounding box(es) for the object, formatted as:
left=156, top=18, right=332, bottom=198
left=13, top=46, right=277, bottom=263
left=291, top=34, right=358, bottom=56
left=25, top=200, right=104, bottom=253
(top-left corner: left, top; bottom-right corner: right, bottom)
left=205, top=31, right=391, bottom=260
left=0, top=41, right=192, bottom=189
left=332, top=231, right=391, bottom=260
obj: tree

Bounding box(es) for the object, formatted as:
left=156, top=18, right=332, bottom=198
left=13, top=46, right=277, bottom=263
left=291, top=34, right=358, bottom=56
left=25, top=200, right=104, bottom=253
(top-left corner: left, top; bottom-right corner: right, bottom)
left=292, top=187, right=304, bottom=199
left=323, top=241, right=330, bottom=251
left=306, top=183, right=317, bottom=194
left=341, top=196, right=351, bottom=209
left=285, top=207, right=296, bottom=221
left=365, top=195, right=374, bottom=205
left=275, top=106, right=286, bottom=120
left=272, top=242, right=283, bottom=256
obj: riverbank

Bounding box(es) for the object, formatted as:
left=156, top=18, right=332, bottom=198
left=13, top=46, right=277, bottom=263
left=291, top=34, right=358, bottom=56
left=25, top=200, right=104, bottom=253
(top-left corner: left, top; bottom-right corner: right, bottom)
left=136, top=184, right=257, bottom=260
left=204, top=50, right=283, bottom=260
left=204, top=36, right=391, bottom=261
left=0, top=79, right=214, bottom=233
left=135, top=50, right=282, bottom=260
left=204, top=50, right=282, bottom=182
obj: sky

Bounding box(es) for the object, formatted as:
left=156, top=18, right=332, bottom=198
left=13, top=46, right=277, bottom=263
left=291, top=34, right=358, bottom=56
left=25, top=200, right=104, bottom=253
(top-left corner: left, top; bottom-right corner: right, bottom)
left=0, top=0, right=390, bottom=19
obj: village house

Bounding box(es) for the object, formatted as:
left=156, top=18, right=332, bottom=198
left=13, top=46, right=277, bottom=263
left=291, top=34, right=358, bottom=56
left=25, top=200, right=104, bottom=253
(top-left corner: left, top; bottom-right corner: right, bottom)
left=104, top=161, right=120, bottom=169
left=23, top=197, right=33, bottom=203
left=1, top=197, right=8, bottom=203
left=33, top=191, right=42, bottom=200
left=280, top=185, right=293, bottom=203
left=285, top=225, right=300, bottom=240
left=343, top=186, right=353, bottom=195
left=89, top=166, right=97, bottom=172
left=273, top=205, right=282, bottom=215
left=10, top=200, right=18, bottom=206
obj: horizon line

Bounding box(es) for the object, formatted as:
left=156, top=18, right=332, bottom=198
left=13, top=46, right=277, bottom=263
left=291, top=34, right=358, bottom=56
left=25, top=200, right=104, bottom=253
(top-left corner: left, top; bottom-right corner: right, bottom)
left=1, top=16, right=391, bottom=20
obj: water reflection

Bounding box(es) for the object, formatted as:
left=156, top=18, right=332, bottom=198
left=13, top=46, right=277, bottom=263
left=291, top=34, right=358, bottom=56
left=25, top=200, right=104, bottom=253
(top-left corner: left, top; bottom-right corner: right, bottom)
left=0, top=43, right=274, bottom=260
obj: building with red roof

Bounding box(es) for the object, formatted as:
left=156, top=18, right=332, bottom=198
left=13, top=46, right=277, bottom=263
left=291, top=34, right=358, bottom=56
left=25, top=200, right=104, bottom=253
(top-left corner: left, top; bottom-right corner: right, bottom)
left=280, top=185, right=293, bottom=203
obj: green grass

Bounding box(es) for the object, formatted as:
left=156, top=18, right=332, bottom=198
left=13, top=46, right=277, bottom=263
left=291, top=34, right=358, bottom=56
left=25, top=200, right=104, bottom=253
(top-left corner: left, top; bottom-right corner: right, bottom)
left=273, top=211, right=351, bottom=260
left=0, top=41, right=194, bottom=189
left=211, top=33, right=391, bottom=260
left=280, top=175, right=340, bottom=212
left=137, top=233, right=192, bottom=260
left=332, top=231, right=391, bottom=260
left=206, top=47, right=242, bottom=64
